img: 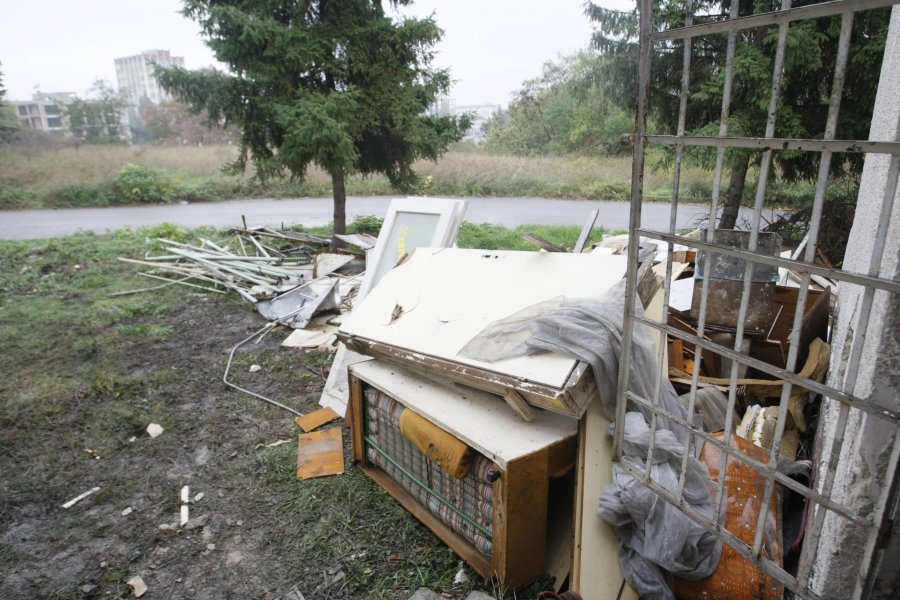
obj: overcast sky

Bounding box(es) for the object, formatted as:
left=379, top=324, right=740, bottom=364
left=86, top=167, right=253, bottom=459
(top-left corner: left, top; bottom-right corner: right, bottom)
left=0, top=0, right=634, bottom=107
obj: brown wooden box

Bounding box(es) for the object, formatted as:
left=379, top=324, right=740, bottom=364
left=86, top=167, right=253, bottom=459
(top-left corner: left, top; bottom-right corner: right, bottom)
left=348, top=360, right=578, bottom=589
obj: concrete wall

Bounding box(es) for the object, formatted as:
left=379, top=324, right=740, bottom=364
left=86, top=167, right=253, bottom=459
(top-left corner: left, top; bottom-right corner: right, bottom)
left=807, top=6, right=900, bottom=598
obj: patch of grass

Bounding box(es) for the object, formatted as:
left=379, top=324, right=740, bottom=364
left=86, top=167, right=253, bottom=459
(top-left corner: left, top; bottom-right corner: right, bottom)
left=254, top=443, right=484, bottom=599
left=458, top=222, right=606, bottom=251
left=0, top=224, right=609, bottom=599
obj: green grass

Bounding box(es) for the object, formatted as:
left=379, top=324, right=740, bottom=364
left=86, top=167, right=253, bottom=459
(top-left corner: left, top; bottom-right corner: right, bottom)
left=0, top=223, right=595, bottom=599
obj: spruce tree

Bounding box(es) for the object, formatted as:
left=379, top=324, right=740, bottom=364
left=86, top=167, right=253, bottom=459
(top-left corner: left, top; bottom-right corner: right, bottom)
left=157, top=0, right=467, bottom=234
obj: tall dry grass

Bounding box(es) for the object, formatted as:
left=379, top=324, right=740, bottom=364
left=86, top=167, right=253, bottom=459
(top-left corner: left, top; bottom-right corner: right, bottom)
left=0, top=143, right=718, bottom=209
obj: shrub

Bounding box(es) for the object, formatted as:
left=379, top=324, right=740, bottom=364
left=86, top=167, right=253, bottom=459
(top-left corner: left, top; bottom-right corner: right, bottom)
left=348, top=215, right=384, bottom=235
left=115, top=163, right=174, bottom=204
left=45, top=182, right=116, bottom=208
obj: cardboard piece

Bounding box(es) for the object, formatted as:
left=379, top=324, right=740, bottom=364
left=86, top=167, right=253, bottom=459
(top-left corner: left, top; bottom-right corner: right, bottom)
left=296, top=428, right=344, bottom=479
left=295, top=407, right=341, bottom=432
left=281, top=325, right=338, bottom=348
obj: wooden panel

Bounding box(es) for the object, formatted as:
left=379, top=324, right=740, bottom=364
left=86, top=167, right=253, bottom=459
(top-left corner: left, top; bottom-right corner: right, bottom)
left=570, top=284, right=670, bottom=598
left=493, top=449, right=550, bottom=588
left=547, top=436, right=578, bottom=480
left=296, top=428, right=344, bottom=479
left=341, top=248, right=629, bottom=389
left=350, top=361, right=577, bottom=469
left=295, top=407, right=340, bottom=432
left=349, top=376, right=366, bottom=464
left=360, top=465, right=493, bottom=578
left=342, top=335, right=586, bottom=417
left=571, top=400, right=634, bottom=598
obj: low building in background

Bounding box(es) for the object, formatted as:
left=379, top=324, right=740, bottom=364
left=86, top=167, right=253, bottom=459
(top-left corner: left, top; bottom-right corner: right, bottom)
left=12, top=91, right=77, bottom=134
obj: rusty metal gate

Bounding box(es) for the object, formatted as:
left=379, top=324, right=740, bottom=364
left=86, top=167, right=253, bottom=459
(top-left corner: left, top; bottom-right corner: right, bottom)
left=614, top=0, right=900, bottom=598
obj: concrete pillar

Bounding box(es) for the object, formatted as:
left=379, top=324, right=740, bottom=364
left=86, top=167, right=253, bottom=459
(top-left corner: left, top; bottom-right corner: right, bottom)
left=807, top=6, right=900, bottom=598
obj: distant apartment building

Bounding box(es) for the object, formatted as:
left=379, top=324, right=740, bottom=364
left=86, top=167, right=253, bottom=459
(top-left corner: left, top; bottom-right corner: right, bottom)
left=114, top=50, right=185, bottom=107
left=13, top=91, right=77, bottom=133
left=455, top=104, right=501, bottom=143
left=430, top=98, right=500, bottom=143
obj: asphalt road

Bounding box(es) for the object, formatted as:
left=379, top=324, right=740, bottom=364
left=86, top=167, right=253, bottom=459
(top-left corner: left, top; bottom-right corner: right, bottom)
left=0, top=196, right=779, bottom=240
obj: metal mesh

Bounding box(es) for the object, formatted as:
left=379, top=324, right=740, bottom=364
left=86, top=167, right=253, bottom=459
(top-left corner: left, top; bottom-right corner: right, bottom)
left=617, top=0, right=900, bottom=598
left=362, top=386, right=494, bottom=557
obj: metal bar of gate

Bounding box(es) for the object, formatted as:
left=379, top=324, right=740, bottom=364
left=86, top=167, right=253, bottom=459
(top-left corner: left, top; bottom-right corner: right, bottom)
left=619, top=0, right=900, bottom=597
left=645, top=134, right=900, bottom=154
left=654, top=0, right=897, bottom=40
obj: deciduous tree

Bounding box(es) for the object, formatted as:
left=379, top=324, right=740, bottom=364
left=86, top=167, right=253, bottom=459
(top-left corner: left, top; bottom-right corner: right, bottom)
left=586, top=0, right=889, bottom=229
left=0, top=60, right=22, bottom=144
left=157, top=0, right=467, bottom=234
left=484, top=52, right=633, bottom=156
left=66, top=80, right=126, bottom=144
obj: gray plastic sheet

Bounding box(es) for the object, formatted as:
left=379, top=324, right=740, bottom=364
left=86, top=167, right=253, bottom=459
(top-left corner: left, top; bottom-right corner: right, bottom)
left=459, top=280, right=722, bottom=599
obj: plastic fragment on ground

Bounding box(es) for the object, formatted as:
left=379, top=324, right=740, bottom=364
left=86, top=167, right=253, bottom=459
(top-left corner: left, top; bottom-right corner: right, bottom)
left=127, top=575, right=148, bottom=598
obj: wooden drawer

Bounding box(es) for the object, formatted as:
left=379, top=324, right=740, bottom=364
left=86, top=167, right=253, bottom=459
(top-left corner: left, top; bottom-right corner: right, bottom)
left=348, top=360, right=578, bottom=588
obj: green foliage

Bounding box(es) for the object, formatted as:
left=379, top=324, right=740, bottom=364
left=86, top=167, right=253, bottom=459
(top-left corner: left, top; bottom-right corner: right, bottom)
left=140, top=100, right=238, bottom=145
left=347, top=215, right=384, bottom=235
left=157, top=0, right=468, bottom=234
left=115, top=163, right=174, bottom=204
left=484, top=52, right=633, bottom=156
left=585, top=0, right=889, bottom=227
left=0, top=60, right=20, bottom=144
left=457, top=222, right=607, bottom=251
left=65, top=80, right=126, bottom=143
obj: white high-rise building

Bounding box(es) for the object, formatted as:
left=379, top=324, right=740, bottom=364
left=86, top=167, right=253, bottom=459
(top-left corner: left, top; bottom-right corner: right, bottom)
left=114, top=50, right=185, bottom=107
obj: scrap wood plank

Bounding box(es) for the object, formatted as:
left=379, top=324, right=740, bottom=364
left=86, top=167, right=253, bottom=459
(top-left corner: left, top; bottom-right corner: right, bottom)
left=573, top=209, right=600, bottom=254
left=295, top=407, right=341, bottom=432
left=296, top=428, right=344, bottom=479
left=502, top=388, right=535, bottom=422
left=521, top=232, right=566, bottom=253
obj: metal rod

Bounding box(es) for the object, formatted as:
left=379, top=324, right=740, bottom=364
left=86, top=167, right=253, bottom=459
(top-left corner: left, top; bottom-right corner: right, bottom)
left=707, top=0, right=741, bottom=527
left=751, top=8, right=854, bottom=559
left=624, top=391, right=871, bottom=526
left=613, top=0, right=653, bottom=460
left=653, top=0, right=898, bottom=41
left=635, top=229, right=900, bottom=293
left=673, top=0, right=698, bottom=502
left=645, top=134, right=900, bottom=153
left=223, top=323, right=303, bottom=416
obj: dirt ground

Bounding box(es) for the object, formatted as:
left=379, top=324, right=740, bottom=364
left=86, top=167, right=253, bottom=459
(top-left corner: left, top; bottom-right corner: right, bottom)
left=0, top=274, right=487, bottom=599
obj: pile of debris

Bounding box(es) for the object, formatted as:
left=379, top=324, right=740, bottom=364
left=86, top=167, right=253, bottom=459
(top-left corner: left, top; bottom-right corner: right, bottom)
left=118, top=227, right=371, bottom=334
left=116, top=201, right=834, bottom=600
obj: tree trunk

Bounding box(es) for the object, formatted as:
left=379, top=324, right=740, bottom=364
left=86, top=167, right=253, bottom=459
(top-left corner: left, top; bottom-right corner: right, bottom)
left=332, top=169, right=347, bottom=235
left=719, top=152, right=751, bottom=230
